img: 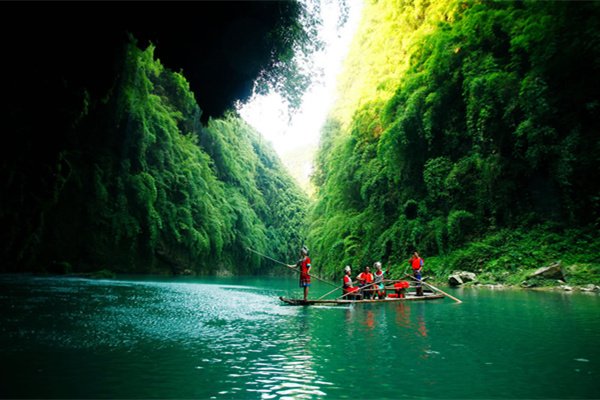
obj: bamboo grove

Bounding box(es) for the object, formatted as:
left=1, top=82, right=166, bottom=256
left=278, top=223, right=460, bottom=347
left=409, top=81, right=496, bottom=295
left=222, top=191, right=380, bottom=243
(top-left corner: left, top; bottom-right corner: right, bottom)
left=2, top=1, right=598, bottom=281
left=308, top=0, right=600, bottom=280
left=2, top=43, right=308, bottom=275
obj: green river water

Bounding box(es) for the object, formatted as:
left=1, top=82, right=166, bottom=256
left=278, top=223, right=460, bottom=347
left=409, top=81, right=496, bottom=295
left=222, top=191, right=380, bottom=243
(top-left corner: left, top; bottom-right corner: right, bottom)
left=0, top=274, right=598, bottom=399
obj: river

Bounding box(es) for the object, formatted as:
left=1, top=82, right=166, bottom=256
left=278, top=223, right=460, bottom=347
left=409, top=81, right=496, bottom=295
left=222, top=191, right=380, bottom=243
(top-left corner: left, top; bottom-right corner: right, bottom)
left=0, top=274, right=598, bottom=399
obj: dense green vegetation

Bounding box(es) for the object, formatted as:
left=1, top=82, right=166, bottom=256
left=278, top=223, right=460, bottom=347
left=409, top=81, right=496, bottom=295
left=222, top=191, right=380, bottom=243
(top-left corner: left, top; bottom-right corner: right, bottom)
left=425, top=224, right=600, bottom=286
left=309, top=0, right=600, bottom=284
left=2, top=43, right=307, bottom=275
left=3, top=0, right=326, bottom=276
left=3, top=1, right=598, bottom=285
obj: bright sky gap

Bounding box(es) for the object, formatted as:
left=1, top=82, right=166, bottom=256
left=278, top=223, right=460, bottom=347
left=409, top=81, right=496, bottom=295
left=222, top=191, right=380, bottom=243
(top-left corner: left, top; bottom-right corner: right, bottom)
left=237, top=0, right=363, bottom=190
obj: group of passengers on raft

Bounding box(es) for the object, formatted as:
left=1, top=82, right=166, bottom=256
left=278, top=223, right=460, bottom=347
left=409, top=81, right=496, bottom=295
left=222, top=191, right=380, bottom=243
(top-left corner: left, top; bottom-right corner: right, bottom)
left=342, top=262, right=388, bottom=300
left=342, top=252, right=424, bottom=300
left=294, top=246, right=425, bottom=301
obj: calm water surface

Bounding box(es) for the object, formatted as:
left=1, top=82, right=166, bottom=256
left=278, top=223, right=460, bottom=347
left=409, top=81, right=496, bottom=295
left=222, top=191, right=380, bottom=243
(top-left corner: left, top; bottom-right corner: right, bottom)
left=0, top=274, right=598, bottom=399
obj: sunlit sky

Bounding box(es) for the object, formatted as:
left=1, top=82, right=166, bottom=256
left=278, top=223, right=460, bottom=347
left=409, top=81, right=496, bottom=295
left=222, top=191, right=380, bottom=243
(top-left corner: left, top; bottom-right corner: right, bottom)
left=238, top=0, right=363, bottom=177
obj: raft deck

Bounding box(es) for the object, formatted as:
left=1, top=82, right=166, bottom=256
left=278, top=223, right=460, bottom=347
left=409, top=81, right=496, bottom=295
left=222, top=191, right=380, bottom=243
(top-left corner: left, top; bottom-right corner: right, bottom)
left=279, top=292, right=445, bottom=306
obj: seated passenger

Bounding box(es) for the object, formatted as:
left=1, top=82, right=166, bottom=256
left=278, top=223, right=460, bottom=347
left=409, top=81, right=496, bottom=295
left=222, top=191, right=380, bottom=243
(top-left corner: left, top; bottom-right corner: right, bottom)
left=342, top=265, right=360, bottom=300
left=393, top=280, right=410, bottom=298
left=357, top=266, right=374, bottom=299
left=373, top=261, right=387, bottom=299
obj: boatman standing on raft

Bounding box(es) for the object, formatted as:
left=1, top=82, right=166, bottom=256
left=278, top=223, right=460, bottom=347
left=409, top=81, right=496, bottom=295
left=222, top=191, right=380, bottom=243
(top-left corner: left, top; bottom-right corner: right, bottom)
left=297, top=246, right=311, bottom=301
left=410, top=251, right=424, bottom=296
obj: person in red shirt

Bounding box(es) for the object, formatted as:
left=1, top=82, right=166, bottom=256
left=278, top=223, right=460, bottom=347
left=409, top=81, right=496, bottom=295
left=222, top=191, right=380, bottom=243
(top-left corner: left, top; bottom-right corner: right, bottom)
left=342, top=265, right=360, bottom=300
left=297, top=246, right=311, bottom=301
left=410, top=251, right=424, bottom=296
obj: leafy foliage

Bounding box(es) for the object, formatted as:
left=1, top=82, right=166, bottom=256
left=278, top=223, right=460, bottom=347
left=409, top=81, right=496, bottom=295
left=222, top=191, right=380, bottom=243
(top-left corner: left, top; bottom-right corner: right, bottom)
left=1, top=42, right=308, bottom=274
left=252, top=0, right=325, bottom=112
left=309, top=0, right=600, bottom=280
left=425, top=224, right=600, bottom=285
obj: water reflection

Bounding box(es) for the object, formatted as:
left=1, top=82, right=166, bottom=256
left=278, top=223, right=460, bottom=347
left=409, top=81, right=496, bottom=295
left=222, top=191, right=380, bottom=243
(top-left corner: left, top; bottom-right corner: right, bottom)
left=241, top=307, right=329, bottom=399
left=188, top=291, right=332, bottom=398
left=395, top=306, right=431, bottom=367
left=395, top=302, right=410, bottom=328
left=365, top=310, right=375, bottom=330
left=416, top=308, right=428, bottom=338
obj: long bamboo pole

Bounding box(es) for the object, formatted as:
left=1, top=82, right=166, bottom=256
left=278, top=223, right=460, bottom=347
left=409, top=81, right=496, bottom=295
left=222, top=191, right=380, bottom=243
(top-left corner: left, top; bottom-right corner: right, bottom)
left=246, top=247, right=338, bottom=288
left=336, top=281, right=380, bottom=300
left=335, top=275, right=410, bottom=300
left=319, top=278, right=402, bottom=301
left=316, top=285, right=344, bottom=300
left=404, top=273, right=463, bottom=304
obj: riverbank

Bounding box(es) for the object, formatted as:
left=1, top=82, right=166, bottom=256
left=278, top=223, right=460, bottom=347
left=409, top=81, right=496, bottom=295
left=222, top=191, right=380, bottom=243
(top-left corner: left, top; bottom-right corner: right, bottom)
left=14, top=224, right=598, bottom=293
left=425, top=223, right=600, bottom=289
left=442, top=280, right=600, bottom=294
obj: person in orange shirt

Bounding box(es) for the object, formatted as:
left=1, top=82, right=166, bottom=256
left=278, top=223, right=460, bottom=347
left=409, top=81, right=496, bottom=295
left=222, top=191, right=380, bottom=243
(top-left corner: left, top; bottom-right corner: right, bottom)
left=410, top=251, right=424, bottom=296
left=357, top=265, right=374, bottom=299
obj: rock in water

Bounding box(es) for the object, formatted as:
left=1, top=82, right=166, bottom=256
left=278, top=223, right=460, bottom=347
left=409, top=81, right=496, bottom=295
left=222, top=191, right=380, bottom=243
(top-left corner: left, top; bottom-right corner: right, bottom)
left=448, top=274, right=464, bottom=287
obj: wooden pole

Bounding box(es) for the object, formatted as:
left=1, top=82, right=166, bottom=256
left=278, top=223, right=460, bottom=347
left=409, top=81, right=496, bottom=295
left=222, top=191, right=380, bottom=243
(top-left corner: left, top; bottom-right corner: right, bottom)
left=404, top=274, right=463, bottom=304
left=316, top=285, right=344, bottom=300
left=336, top=281, right=380, bottom=300
left=383, top=279, right=409, bottom=284
left=336, top=277, right=412, bottom=300
left=246, top=247, right=338, bottom=288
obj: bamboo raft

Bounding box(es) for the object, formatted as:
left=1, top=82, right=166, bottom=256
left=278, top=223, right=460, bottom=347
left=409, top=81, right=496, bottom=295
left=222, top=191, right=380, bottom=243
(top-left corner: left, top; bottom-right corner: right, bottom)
left=244, top=248, right=462, bottom=306
left=279, top=291, right=444, bottom=306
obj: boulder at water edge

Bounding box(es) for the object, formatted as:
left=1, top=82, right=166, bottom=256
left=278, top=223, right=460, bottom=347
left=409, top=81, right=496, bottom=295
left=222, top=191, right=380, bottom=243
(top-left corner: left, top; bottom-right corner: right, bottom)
left=448, top=271, right=477, bottom=286
left=528, top=262, right=565, bottom=281
left=448, top=274, right=463, bottom=286
left=580, top=284, right=600, bottom=292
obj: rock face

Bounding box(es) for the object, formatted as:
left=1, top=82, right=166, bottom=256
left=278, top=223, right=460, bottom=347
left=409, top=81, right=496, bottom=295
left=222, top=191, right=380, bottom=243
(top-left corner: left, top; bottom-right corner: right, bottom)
left=448, top=275, right=463, bottom=287
left=448, top=271, right=477, bottom=286
left=580, top=284, right=600, bottom=292
left=458, top=271, right=477, bottom=282
left=528, top=262, right=564, bottom=280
